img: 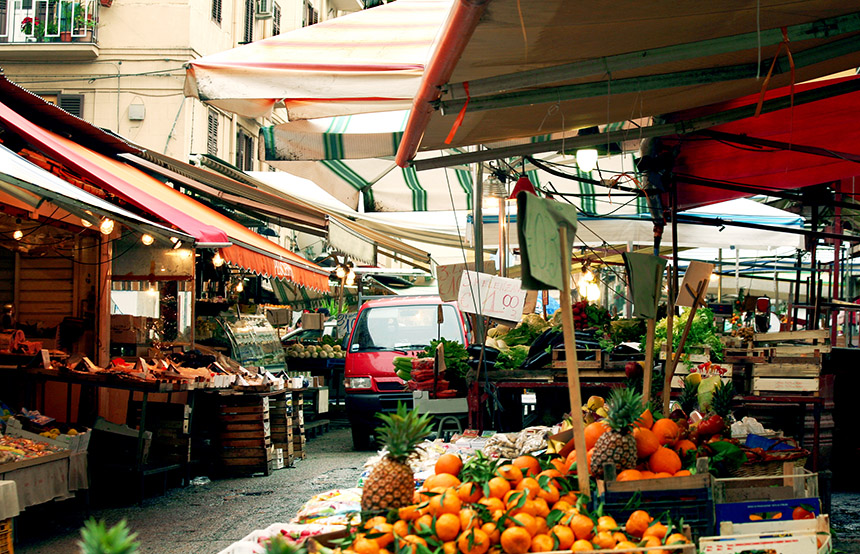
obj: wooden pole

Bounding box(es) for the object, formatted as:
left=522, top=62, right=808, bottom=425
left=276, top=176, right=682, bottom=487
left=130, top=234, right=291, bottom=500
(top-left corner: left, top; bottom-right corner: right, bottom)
left=558, top=225, right=590, bottom=497
left=663, top=279, right=708, bottom=414
left=642, top=318, right=655, bottom=407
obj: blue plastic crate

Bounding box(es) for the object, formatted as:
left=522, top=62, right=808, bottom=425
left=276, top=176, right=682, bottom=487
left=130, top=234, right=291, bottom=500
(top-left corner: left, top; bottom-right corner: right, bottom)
left=594, top=486, right=715, bottom=538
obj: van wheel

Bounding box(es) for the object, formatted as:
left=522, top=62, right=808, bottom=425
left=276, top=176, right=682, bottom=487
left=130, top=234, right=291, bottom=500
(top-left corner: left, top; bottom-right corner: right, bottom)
left=351, top=426, right=372, bottom=450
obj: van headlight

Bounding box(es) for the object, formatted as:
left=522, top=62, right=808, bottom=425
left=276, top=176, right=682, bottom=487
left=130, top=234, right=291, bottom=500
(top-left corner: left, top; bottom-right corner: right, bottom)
left=346, top=377, right=372, bottom=389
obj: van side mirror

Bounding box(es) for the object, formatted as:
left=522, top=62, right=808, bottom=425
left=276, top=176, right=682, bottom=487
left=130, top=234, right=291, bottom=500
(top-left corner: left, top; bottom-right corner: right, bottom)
left=342, top=334, right=349, bottom=350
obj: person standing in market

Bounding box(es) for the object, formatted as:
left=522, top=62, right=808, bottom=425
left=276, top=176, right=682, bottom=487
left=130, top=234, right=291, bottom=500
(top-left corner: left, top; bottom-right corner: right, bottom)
left=0, top=304, right=16, bottom=330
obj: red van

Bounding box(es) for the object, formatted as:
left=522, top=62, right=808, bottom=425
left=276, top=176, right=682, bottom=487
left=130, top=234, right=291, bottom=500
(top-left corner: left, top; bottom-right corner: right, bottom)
left=344, top=296, right=469, bottom=448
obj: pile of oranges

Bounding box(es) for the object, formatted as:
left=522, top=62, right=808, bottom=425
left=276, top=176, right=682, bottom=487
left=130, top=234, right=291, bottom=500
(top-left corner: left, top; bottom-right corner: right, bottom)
left=345, top=453, right=692, bottom=554
left=578, top=411, right=697, bottom=480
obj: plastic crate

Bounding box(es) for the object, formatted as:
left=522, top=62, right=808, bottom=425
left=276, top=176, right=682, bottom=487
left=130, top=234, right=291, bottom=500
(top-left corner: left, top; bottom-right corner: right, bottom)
left=0, top=518, right=12, bottom=554
left=596, top=486, right=715, bottom=538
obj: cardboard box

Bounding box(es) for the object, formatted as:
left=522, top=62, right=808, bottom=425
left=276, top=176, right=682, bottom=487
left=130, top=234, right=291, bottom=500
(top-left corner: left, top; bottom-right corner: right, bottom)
left=5, top=418, right=91, bottom=452
left=715, top=498, right=820, bottom=525
left=412, top=390, right=468, bottom=414
left=110, top=314, right=135, bottom=330
left=702, top=515, right=831, bottom=554
left=301, top=313, right=325, bottom=330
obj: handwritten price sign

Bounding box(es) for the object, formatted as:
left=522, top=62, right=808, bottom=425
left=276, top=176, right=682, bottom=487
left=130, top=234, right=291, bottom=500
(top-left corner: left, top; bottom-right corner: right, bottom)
left=436, top=261, right=495, bottom=302
left=516, top=192, right=579, bottom=291
left=457, top=270, right=527, bottom=322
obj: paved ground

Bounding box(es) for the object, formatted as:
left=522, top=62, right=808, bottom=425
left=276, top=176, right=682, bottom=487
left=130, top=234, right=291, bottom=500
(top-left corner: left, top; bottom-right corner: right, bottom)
left=11, top=420, right=860, bottom=554
left=14, top=421, right=368, bottom=553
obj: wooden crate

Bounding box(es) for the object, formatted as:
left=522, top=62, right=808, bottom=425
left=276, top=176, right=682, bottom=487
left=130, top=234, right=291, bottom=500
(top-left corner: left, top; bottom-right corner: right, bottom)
left=551, top=348, right=603, bottom=370
left=724, top=345, right=769, bottom=364
left=753, top=377, right=820, bottom=395
left=128, top=401, right=191, bottom=465
left=750, top=330, right=827, bottom=395
left=0, top=518, right=11, bottom=554
left=217, top=396, right=273, bottom=475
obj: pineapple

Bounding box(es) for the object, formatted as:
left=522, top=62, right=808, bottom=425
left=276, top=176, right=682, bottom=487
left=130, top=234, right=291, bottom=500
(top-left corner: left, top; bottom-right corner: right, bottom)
left=711, top=380, right=735, bottom=420
left=590, top=388, right=642, bottom=478
left=78, top=518, right=139, bottom=554
left=361, top=402, right=432, bottom=513
left=677, top=379, right=699, bottom=416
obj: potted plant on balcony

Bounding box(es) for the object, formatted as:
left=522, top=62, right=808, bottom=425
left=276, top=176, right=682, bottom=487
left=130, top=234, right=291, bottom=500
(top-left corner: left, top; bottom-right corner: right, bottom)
left=20, top=17, right=37, bottom=41
left=59, top=3, right=74, bottom=41
left=73, top=3, right=95, bottom=42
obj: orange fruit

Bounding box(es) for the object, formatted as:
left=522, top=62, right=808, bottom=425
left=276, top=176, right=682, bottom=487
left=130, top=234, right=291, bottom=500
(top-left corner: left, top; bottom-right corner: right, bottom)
left=641, top=536, right=663, bottom=548
left=550, top=525, right=575, bottom=550
left=615, top=540, right=639, bottom=551
left=458, top=482, right=483, bottom=504
left=549, top=458, right=569, bottom=475
left=649, top=447, right=682, bottom=475
left=534, top=517, right=549, bottom=536
left=436, top=453, right=463, bottom=476
left=353, top=537, right=380, bottom=554
left=364, top=516, right=387, bottom=529
left=593, top=531, right=616, bottom=549
left=426, top=473, right=462, bottom=490
left=436, top=513, right=461, bottom=542
left=530, top=534, right=554, bottom=552
left=400, top=535, right=427, bottom=554
left=500, top=526, right=532, bottom=554
left=415, top=514, right=433, bottom=533
left=537, top=484, right=560, bottom=504
left=636, top=409, right=654, bottom=430
left=509, top=498, right=537, bottom=517
left=537, top=469, right=563, bottom=487
left=479, top=497, right=505, bottom=513
left=569, top=514, right=594, bottom=541
left=481, top=522, right=501, bottom=544
left=612, top=532, right=628, bottom=544
left=398, top=505, right=420, bottom=521
left=675, top=439, right=697, bottom=456
left=650, top=419, right=680, bottom=446
left=487, top=477, right=511, bottom=499
left=393, top=520, right=409, bottom=537
left=674, top=469, right=692, bottom=477
left=532, top=497, right=550, bottom=518
left=640, top=471, right=656, bottom=479
left=643, top=521, right=668, bottom=540
left=458, top=528, right=490, bottom=554
left=654, top=472, right=673, bottom=478
left=552, top=500, right=573, bottom=513
left=460, top=508, right=480, bottom=531
left=633, top=427, right=661, bottom=459
left=508, top=513, right=538, bottom=536
left=496, top=464, right=524, bottom=485
left=616, top=469, right=643, bottom=482
left=625, top=510, right=653, bottom=538
left=429, top=489, right=462, bottom=516
left=666, top=533, right=689, bottom=545
left=558, top=492, right=578, bottom=505
left=596, top=515, right=618, bottom=533
left=515, top=477, right=540, bottom=500
left=572, top=539, right=594, bottom=552
left=443, top=542, right=459, bottom=554
left=513, top=455, right=541, bottom=478
left=368, top=523, right=394, bottom=548
left=584, top=421, right=610, bottom=450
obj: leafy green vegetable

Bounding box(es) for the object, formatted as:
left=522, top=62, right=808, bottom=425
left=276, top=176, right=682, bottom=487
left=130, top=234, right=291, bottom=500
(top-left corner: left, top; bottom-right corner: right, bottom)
left=701, top=440, right=747, bottom=477
left=494, top=345, right=531, bottom=370
left=647, top=306, right=724, bottom=361
left=419, top=338, right=469, bottom=379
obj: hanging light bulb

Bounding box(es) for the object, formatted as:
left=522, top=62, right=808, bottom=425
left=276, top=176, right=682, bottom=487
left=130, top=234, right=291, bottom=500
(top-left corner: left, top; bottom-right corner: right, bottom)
left=99, top=218, right=115, bottom=235
left=147, top=283, right=158, bottom=296
left=345, top=271, right=356, bottom=286
left=80, top=218, right=93, bottom=228
left=141, top=234, right=154, bottom=246
left=12, top=229, right=23, bottom=240
left=172, top=239, right=182, bottom=250
left=169, top=236, right=179, bottom=244
left=335, top=265, right=346, bottom=279
left=584, top=282, right=601, bottom=302
left=235, top=281, right=244, bottom=292
left=212, top=252, right=224, bottom=267
left=576, top=148, right=599, bottom=173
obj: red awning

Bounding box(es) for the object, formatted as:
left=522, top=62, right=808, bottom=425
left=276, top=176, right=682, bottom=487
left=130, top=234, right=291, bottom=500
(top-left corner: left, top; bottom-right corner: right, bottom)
left=0, top=99, right=330, bottom=292
left=664, top=76, right=860, bottom=210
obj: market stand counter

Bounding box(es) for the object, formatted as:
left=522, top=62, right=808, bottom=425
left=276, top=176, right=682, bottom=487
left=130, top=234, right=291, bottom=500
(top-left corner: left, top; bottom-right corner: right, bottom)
left=0, top=450, right=87, bottom=512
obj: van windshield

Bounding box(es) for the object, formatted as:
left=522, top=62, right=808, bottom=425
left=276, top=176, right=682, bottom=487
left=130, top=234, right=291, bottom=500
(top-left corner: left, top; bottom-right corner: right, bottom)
left=349, top=304, right=463, bottom=352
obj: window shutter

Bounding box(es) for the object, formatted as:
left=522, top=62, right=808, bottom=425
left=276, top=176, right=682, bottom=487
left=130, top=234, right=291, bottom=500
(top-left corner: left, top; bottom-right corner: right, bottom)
left=243, top=0, right=254, bottom=43
left=272, top=2, right=281, bottom=36
left=207, top=110, right=219, bottom=156
left=57, top=94, right=84, bottom=117
left=212, top=0, right=222, bottom=23
left=236, top=132, right=245, bottom=169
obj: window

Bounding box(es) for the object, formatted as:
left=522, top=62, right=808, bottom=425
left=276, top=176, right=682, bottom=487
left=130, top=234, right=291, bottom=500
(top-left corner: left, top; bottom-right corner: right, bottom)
left=303, top=0, right=318, bottom=27
left=212, top=0, right=221, bottom=23
left=235, top=129, right=254, bottom=171
left=207, top=109, right=219, bottom=156
left=243, top=0, right=254, bottom=43
left=272, top=2, right=281, bottom=36
left=40, top=93, right=84, bottom=118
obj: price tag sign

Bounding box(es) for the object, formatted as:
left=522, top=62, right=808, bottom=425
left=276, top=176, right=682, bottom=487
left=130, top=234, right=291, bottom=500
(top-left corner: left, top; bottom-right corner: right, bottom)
left=457, top=270, right=527, bottom=323
left=676, top=260, right=714, bottom=307
left=516, top=192, right=578, bottom=291
left=436, top=261, right=495, bottom=302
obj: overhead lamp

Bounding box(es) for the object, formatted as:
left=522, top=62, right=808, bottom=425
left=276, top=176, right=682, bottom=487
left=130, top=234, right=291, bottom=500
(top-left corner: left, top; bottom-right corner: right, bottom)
left=99, top=218, right=115, bottom=235
left=147, top=283, right=158, bottom=296
left=710, top=273, right=719, bottom=282
left=483, top=171, right=507, bottom=199
left=212, top=252, right=224, bottom=267
left=584, top=282, right=601, bottom=302
left=576, top=148, right=599, bottom=173
left=172, top=239, right=182, bottom=250
left=12, top=229, right=23, bottom=240
left=335, top=265, right=346, bottom=279
left=235, top=281, right=244, bottom=293
left=345, top=271, right=356, bottom=286
left=169, top=236, right=179, bottom=244
left=141, top=234, right=154, bottom=246
left=80, top=218, right=93, bottom=228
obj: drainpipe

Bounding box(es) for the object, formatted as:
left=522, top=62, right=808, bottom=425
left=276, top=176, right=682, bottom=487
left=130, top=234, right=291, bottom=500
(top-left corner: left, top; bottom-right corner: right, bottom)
left=394, top=0, right=490, bottom=167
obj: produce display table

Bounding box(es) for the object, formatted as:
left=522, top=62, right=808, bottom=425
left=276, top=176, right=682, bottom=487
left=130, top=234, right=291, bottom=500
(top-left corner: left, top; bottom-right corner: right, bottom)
left=0, top=481, right=18, bottom=520
left=0, top=451, right=87, bottom=511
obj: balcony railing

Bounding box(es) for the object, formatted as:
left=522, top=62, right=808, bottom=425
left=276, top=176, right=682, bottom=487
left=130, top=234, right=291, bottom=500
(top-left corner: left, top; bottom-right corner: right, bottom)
left=0, top=0, right=98, bottom=44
